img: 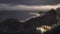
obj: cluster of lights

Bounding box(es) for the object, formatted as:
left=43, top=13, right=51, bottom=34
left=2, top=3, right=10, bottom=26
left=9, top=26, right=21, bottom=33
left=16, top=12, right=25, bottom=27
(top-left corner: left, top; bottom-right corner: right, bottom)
left=36, top=25, right=52, bottom=34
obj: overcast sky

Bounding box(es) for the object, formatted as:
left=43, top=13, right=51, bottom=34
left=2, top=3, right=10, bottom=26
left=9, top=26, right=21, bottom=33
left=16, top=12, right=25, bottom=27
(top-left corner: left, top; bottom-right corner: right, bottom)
left=0, top=0, right=60, bottom=11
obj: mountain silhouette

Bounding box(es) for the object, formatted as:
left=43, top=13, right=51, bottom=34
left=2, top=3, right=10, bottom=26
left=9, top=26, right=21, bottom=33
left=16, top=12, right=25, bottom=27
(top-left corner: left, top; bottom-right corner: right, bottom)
left=23, top=9, right=57, bottom=34
left=24, top=9, right=57, bottom=27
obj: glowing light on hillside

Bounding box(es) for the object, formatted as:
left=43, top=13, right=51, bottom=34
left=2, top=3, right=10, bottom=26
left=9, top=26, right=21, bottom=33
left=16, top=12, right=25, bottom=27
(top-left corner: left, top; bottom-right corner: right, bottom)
left=36, top=25, right=52, bottom=34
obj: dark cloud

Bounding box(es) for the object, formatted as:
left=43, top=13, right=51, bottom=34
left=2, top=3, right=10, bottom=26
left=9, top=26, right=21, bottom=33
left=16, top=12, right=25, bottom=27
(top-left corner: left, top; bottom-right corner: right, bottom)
left=0, top=4, right=59, bottom=11
left=0, top=0, right=59, bottom=5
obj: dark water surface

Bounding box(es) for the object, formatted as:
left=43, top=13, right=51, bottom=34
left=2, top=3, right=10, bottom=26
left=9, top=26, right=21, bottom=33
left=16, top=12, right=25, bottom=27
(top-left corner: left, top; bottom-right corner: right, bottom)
left=0, top=11, right=39, bottom=22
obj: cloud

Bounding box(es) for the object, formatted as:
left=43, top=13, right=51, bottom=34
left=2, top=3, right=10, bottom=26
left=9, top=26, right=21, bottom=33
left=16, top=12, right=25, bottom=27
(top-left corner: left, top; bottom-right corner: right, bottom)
left=0, top=4, right=60, bottom=11
left=0, top=0, right=59, bottom=5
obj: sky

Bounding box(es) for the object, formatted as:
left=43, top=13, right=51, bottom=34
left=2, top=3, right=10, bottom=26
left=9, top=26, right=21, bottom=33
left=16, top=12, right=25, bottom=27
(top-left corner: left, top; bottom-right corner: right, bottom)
left=0, top=0, right=60, bottom=11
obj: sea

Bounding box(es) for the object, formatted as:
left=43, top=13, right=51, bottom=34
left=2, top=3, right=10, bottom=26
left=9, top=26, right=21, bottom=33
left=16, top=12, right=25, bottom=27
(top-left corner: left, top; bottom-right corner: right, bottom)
left=0, top=10, right=41, bottom=22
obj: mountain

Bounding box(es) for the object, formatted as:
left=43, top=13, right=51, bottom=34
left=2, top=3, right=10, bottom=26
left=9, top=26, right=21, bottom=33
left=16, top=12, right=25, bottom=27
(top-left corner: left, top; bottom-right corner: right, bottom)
left=44, top=7, right=60, bottom=34
left=24, top=9, right=57, bottom=27
left=23, top=9, right=57, bottom=34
